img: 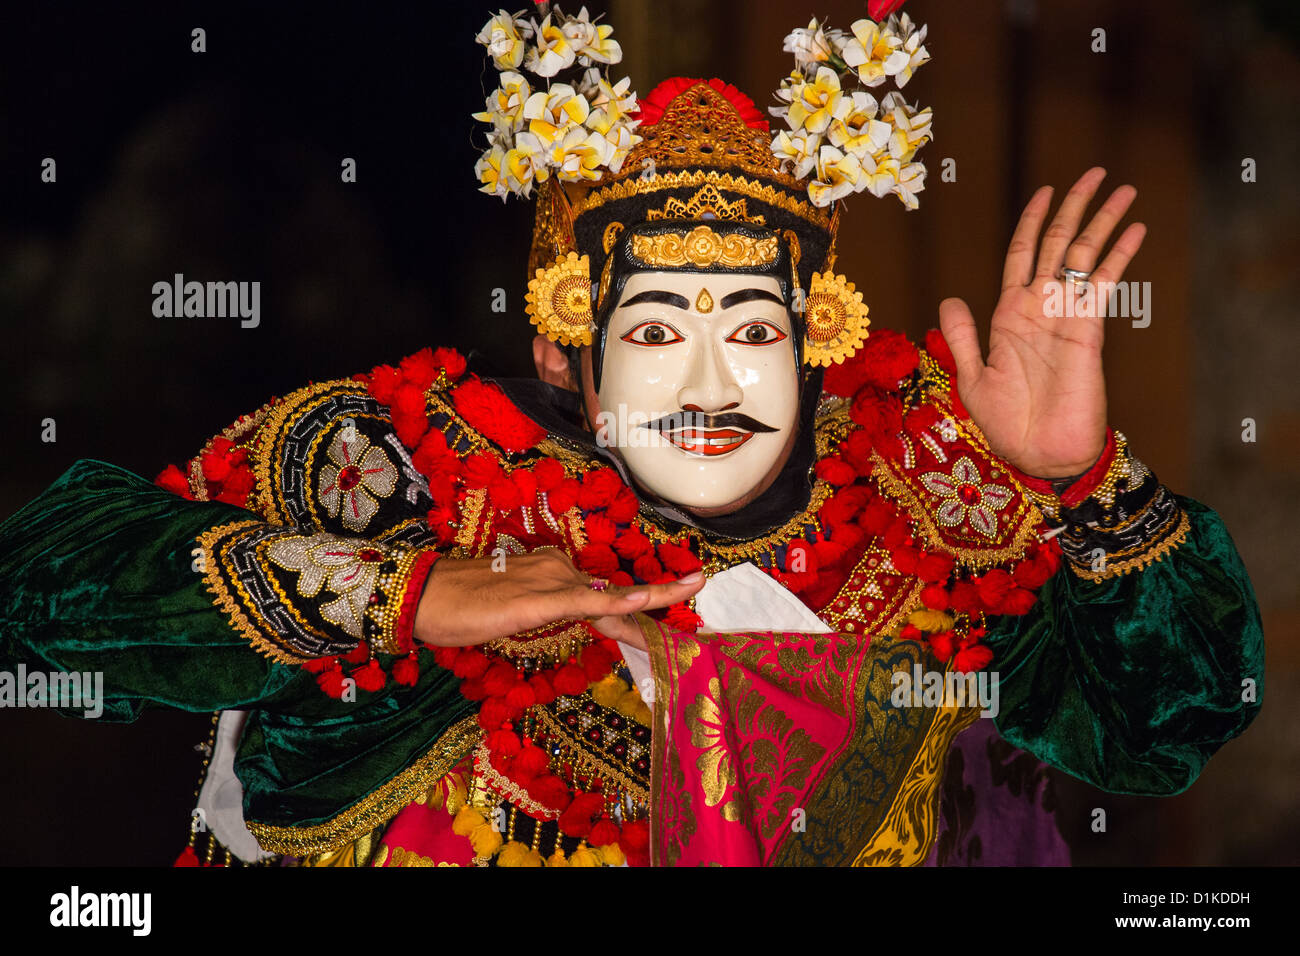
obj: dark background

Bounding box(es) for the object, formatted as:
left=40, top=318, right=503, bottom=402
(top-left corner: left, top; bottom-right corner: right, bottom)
left=1, top=0, right=1296, bottom=865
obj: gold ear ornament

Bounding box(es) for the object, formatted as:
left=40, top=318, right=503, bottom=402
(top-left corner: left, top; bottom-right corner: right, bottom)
left=802, top=271, right=870, bottom=367
left=526, top=251, right=594, bottom=347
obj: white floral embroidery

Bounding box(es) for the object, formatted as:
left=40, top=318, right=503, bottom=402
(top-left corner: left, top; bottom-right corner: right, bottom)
left=319, top=430, right=397, bottom=532
left=919, top=457, right=1014, bottom=540
left=267, top=532, right=389, bottom=638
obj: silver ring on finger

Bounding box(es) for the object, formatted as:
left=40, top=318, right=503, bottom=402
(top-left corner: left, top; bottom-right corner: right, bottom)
left=1061, top=266, right=1091, bottom=290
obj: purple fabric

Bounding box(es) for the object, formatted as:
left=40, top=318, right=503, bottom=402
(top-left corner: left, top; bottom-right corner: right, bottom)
left=923, top=717, right=1071, bottom=866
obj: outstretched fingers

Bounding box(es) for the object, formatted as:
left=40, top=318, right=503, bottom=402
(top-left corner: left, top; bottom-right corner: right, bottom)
left=1036, top=167, right=1107, bottom=279
left=1003, top=185, right=1054, bottom=289
left=1089, top=221, right=1147, bottom=289
left=1065, top=184, right=1137, bottom=275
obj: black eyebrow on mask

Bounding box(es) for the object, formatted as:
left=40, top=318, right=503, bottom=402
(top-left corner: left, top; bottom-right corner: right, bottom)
left=619, top=290, right=691, bottom=309
left=719, top=288, right=786, bottom=310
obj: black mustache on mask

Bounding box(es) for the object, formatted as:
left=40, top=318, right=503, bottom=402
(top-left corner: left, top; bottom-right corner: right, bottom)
left=639, top=411, right=778, bottom=433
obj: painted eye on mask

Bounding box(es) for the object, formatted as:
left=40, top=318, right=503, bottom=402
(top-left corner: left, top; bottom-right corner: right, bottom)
left=620, top=321, right=685, bottom=346
left=725, top=321, right=788, bottom=345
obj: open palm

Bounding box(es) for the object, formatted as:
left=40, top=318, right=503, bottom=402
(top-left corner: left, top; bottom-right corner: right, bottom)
left=938, top=167, right=1147, bottom=478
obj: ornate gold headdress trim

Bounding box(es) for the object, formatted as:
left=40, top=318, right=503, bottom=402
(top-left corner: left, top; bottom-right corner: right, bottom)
left=629, top=225, right=779, bottom=269
left=574, top=169, right=831, bottom=231
left=646, top=183, right=764, bottom=224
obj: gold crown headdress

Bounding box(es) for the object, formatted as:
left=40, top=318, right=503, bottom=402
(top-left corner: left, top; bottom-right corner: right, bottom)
left=474, top=2, right=934, bottom=368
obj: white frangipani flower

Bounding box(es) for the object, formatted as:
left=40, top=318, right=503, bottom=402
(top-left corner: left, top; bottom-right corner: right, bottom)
left=808, top=145, right=865, bottom=206
left=887, top=13, right=930, bottom=87
left=476, top=9, right=534, bottom=71
left=523, top=83, right=591, bottom=149
left=771, top=127, right=823, bottom=179
left=525, top=14, right=579, bottom=77
left=772, top=12, right=935, bottom=210
left=786, top=66, right=844, bottom=135
left=561, top=6, right=622, bottom=65
left=892, top=161, right=927, bottom=210
left=782, top=18, right=845, bottom=72
left=472, top=70, right=533, bottom=140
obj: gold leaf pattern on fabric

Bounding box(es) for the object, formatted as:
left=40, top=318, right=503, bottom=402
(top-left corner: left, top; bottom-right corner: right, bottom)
left=722, top=632, right=854, bottom=717
left=726, top=668, right=826, bottom=841
left=685, top=677, right=737, bottom=810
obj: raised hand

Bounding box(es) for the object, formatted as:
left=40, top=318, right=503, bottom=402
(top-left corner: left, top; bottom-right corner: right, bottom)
left=414, top=548, right=704, bottom=651
left=937, top=167, right=1147, bottom=478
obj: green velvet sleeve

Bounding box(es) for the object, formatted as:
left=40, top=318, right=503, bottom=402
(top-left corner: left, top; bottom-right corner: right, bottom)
left=982, top=495, right=1264, bottom=796
left=0, top=459, right=317, bottom=719
left=0, top=458, right=479, bottom=836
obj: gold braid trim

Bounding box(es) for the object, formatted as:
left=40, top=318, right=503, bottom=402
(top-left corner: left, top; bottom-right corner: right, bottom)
left=196, top=520, right=308, bottom=666
left=488, top=618, right=592, bottom=657
left=532, top=702, right=652, bottom=804
left=471, top=740, right=559, bottom=820
left=250, top=379, right=370, bottom=525
left=246, top=715, right=483, bottom=856
left=852, top=702, right=981, bottom=866
left=1068, top=507, right=1191, bottom=582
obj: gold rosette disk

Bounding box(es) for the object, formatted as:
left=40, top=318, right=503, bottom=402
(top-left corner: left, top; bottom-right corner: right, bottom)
left=803, top=271, right=870, bottom=367
left=526, top=251, right=594, bottom=347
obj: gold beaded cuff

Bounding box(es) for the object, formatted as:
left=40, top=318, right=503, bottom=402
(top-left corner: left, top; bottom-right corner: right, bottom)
left=365, top=547, right=439, bottom=656
left=1015, top=432, right=1189, bottom=581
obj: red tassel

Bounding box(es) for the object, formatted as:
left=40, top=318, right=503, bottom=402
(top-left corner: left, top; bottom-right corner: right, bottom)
left=486, top=729, right=522, bottom=757
left=392, top=653, right=420, bottom=686
left=173, top=845, right=201, bottom=867
left=316, top=665, right=348, bottom=699
left=589, top=818, right=621, bottom=847
left=352, top=659, right=386, bottom=692
left=513, top=744, right=550, bottom=779
left=552, top=663, right=589, bottom=696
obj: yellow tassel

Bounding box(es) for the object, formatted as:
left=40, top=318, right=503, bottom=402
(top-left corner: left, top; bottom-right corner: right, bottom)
left=908, top=609, right=954, bottom=633
left=568, top=845, right=601, bottom=867
left=592, top=675, right=626, bottom=708
left=633, top=701, right=653, bottom=726
left=597, top=842, right=626, bottom=866
left=546, top=849, right=570, bottom=867
left=451, top=805, right=486, bottom=837
left=498, top=841, right=542, bottom=867
left=614, top=690, right=643, bottom=717
left=469, top=821, right=503, bottom=857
